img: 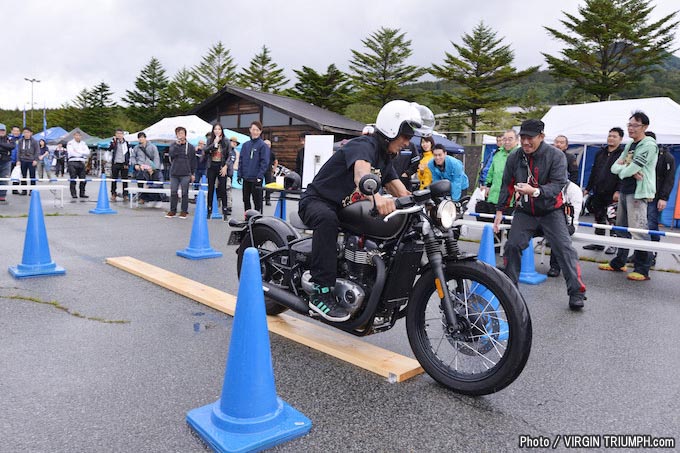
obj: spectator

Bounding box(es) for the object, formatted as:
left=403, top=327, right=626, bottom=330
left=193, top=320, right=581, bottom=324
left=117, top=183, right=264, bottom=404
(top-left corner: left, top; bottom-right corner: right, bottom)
left=165, top=126, right=196, bottom=219
left=554, top=134, right=580, bottom=184
left=583, top=127, right=625, bottom=253
left=193, top=139, right=207, bottom=194
left=477, top=129, right=519, bottom=220
left=54, top=143, right=67, bottom=177
left=645, top=131, right=675, bottom=267
left=393, top=141, right=420, bottom=190
left=478, top=135, right=504, bottom=187
left=36, top=139, right=53, bottom=181
left=263, top=139, right=278, bottom=206
left=598, top=111, right=658, bottom=281
left=547, top=180, right=583, bottom=277
left=204, top=123, right=235, bottom=218
left=428, top=143, right=467, bottom=201
left=66, top=131, right=90, bottom=199
left=131, top=132, right=162, bottom=207
left=493, top=119, right=586, bottom=310
left=237, top=121, right=270, bottom=213
left=0, top=124, right=14, bottom=202
left=417, top=135, right=435, bottom=190
left=17, top=127, right=40, bottom=195
left=108, top=128, right=130, bottom=201
left=294, top=132, right=306, bottom=182
left=9, top=126, right=21, bottom=194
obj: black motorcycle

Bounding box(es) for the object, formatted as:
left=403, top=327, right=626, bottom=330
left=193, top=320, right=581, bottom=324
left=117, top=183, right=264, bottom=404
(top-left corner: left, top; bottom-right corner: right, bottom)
left=228, top=176, right=532, bottom=395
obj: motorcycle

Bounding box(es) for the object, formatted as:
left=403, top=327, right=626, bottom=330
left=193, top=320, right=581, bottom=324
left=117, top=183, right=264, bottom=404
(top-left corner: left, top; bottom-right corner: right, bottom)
left=228, top=175, right=532, bottom=395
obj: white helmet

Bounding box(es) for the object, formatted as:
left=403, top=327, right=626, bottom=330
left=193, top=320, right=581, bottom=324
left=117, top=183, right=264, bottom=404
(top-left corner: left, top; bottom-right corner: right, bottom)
left=375, top=100, right=435, bottom=139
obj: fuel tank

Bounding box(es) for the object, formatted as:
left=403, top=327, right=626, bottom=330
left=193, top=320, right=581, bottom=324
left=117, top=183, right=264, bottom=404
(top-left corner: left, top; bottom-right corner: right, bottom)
left=338, top=199, right=407, bottom=240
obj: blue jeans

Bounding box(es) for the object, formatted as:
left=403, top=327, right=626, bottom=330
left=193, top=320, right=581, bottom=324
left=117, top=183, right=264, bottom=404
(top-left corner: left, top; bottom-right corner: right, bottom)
left=0, top=160, right=10, bottom=198
left=647, top=198, right=661, bottom=242
left=170, top=175, right=190, bottom=213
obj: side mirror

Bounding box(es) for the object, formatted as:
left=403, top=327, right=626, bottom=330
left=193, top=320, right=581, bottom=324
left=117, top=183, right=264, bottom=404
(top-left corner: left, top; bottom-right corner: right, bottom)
left=358, top=174, right=381, bottom=196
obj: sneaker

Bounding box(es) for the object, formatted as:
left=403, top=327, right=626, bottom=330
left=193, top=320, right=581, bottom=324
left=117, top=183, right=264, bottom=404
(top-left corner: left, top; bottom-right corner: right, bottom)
left=598, top=263, right=627, bottom=272
left=627, top=272, right=650, bottom=281
left=650, top=252, right=657, bottom=267
left=110, top=195, right=117, bottom=202
left=309, top=285, right=350, bottom=322
left=569, top=294, right=585, bottom=310
left=604, top=246, right=617, bottom=255
left=138, top=198, right=146, bottom=205
left=165, top=211, right=176, bottom=218
left=547, top=267, right=560, bottom=277
left=80, top=194, right=89, bottom=199
left=179, top=211, right=188, bottom=219
left=583, top=244, right=604, bottom=251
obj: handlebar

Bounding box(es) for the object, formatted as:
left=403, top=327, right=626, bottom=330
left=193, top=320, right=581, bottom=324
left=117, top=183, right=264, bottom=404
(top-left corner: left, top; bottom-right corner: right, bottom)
left=383, top=204, right=423, bottom=222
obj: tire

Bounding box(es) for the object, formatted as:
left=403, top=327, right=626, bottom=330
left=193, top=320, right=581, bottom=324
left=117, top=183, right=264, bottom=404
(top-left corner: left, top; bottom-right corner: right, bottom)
left=236, top=226, right=289, bottom=316
left=406, top=260, right=532, bottom=395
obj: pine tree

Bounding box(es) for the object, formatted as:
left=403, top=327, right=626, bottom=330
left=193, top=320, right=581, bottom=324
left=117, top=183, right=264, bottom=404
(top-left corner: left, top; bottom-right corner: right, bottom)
left=349, top=27, right=424, bottom=106
left=237, top=45, right=289, bottom=92
left=166, top=67, right=199, bottom=115
left=431, top=21, right=539, bottom=143
left=543, top=0, right=679, bottom=101
left=122, top=57, right=170, bottom=126
left=286, top=64, right=353, bottom=113
left=86, top=82, right=117, bottom=136
left=190, top=41, right=237, bottom=101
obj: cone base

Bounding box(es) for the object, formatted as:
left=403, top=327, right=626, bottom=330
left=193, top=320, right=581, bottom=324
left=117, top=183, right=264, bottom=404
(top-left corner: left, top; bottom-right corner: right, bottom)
left=9, top=262, right=65, bottom=279
left=187, top=399, right=311, bottom=453
left=176, top=248, right=223, bottom=260
left=519, top=272, right=547, bottom=285
left=89, top=207, right=117, bottom=214
left=211, top=212, right=223, bottom=220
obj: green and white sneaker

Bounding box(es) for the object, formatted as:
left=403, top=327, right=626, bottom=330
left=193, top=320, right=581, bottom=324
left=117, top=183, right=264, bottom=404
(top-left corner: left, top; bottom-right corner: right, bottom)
left=309, top=284, right=350, bottom=322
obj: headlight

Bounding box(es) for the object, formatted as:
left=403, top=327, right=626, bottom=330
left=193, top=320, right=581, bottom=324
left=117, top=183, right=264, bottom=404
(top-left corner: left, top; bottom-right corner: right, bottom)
left=436, top=200, right=456, bottom=229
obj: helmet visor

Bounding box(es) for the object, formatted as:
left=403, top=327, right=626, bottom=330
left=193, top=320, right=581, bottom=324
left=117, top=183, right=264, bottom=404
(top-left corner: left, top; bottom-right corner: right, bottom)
left=412, top=103, right=435, bottom=137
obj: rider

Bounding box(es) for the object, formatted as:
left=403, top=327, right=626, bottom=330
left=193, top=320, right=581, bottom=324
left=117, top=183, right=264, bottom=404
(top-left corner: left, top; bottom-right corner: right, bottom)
left=298, top=100, right=434, bottom=322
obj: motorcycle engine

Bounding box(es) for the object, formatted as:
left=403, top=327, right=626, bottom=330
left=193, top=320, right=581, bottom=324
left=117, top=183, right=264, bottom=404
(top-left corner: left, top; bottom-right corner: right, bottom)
left=301, top=271, right=365, bottom=313
left=342, top=235, right=378, bottom=283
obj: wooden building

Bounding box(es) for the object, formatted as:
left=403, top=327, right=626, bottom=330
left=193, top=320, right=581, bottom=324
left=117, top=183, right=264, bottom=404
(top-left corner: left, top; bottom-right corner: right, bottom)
left=189, top=85, right=365, bottom=169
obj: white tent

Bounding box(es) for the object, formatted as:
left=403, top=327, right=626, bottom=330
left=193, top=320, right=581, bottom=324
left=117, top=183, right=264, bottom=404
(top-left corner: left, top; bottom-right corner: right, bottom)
left=123, top=115, right=248, bottom=145
left=542, top=97, right=680, bottom=145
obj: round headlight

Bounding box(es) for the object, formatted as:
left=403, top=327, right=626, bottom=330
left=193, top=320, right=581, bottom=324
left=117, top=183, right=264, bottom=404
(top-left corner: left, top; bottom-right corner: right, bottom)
left=436, top=200, right=457, bottom=229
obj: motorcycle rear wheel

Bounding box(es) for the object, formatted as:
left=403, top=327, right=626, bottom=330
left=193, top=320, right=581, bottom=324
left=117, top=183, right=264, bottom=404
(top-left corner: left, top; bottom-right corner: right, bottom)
left=407, top=260, right=532, bottom=395
left=236, top=226, right=290, bottom=316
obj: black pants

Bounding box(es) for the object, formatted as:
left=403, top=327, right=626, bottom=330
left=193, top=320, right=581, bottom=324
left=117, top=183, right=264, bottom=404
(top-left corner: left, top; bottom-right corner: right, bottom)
left=20, top=161, right=37, bottom=193
left=264, top=170, right=274, bottom=202
left=55, top=159, right=65, bottom=177
left=68, top=161, right=87, bottom=196
left=589, top=192, right=613, bottom=236
left=504, top=210, right=586, bottom=298
left=207, top=163, right=228, bottom=213
left=299, top=197, right=339, bottom=288
left=110, top=163, right=128, bottom=197
left=242, top=179, right=263, bottom=212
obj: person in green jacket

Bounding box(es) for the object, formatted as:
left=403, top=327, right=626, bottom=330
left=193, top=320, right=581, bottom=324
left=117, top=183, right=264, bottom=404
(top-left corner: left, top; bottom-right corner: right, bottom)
left=484, top=129, right=519, bottom=205
left=598, top=111, right=658, bottom=281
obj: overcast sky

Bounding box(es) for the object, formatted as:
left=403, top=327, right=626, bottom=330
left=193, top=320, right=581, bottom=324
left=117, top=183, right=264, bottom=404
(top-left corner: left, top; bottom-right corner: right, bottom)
left=2, top=0, right=678, bottom=110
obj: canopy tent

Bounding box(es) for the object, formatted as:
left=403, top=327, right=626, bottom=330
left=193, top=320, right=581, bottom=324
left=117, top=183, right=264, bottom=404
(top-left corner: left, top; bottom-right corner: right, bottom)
left=542, top=97, right=680, bottom=227
left=58, top=128, right=94, bottom=144
left=33, top=127, right=68, bottom=144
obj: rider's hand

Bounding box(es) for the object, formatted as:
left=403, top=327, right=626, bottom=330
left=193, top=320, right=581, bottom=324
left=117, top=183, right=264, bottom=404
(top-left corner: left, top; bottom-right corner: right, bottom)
left=373, top=193, right=396, bottom=217
left=493, top=211, right=503, bottom=234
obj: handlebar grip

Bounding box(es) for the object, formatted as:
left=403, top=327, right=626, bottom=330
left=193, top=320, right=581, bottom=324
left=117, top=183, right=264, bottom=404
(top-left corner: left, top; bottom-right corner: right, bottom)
left=394, top=196, right=415, bottom=209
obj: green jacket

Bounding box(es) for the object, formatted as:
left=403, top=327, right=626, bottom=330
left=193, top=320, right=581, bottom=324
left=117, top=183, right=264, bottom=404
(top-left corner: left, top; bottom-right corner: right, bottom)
left=486, top=145, right=517, bottom=204
left=610, top=136, right=658, bottom=200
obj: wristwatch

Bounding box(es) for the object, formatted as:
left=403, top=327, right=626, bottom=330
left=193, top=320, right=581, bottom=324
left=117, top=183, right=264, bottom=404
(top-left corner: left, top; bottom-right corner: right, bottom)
left=532, top=188, right=540, bottom=198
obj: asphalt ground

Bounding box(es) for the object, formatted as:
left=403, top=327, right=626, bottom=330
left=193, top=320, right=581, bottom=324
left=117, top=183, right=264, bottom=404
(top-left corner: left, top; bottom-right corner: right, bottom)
left=1, top=185, right=679, bottom=452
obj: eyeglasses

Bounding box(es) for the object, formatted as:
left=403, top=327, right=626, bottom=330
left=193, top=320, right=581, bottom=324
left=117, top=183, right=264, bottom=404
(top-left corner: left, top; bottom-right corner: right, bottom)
left=627, top=123, right=643, bottom=129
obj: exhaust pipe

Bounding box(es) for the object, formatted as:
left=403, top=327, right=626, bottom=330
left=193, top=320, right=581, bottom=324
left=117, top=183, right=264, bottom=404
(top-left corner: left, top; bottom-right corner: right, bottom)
left=262, top=283, right=309, bottom=314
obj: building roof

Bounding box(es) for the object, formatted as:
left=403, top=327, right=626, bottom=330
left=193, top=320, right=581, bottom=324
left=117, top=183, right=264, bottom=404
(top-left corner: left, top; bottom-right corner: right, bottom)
left=190, top=85, right=366, bottom=136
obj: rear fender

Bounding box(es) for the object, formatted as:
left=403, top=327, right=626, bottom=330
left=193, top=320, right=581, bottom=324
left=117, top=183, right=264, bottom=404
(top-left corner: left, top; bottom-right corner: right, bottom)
left=240, top=216, right=301, bottom=251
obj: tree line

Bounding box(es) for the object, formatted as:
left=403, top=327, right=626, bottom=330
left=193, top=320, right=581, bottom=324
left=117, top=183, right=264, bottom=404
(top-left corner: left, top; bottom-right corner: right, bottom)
left=1, top=0, right=677, bottom=143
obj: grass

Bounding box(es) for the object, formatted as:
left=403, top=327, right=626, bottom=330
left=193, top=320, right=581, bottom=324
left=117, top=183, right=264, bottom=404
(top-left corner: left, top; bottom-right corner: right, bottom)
left=0, top=294, right=130, bottom=324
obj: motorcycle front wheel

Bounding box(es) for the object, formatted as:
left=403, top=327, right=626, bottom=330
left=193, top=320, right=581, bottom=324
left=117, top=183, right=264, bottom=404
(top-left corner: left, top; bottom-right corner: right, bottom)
left=407, top=259, right=532, bottom=395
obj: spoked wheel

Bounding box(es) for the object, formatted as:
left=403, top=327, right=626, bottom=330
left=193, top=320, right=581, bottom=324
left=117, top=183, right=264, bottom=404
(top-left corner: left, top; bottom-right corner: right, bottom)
left=236, top=226, right=289, bottom=316
left=407, top=260, right=532, bottom=395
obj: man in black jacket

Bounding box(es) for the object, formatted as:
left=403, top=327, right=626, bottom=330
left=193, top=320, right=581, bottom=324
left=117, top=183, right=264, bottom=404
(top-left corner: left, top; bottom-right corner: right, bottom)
left=646, top=134, right=676, bottom=266
left=493, top=119, right=586, bottom=310
left=108, top=128, right=130, bottom=201
left=0, top=124, right=15, bottom=202
left=582, top=127, right=625, bottom=253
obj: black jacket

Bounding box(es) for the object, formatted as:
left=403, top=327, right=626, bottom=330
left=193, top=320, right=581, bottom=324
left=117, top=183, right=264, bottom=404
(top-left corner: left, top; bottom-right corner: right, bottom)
left=655, top=146, right=676, bottom=201
left=0, top=136, right=14, bottom=161
left=168, top=141, right=197, bottom=177
left=205, top=137, right=237, bottom=177
left=585, top=144, right=624, bottom=196
left=108, top=139, right=130, bottom=165
left=498, top=141, right=568, bottom=216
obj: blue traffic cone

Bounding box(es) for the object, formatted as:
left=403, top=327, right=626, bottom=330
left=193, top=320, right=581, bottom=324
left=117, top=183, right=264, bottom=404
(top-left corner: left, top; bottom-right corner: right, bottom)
left=477, top=224, right=496, bottom=266
left=274, top=191, right=287, bottom=220
left=187, top=248, right=312, bottom=452
left=176, top=188, right=222, bottom=260
left=89, top=174, right=117, bottom=214
left=519, top=238, right=547, bottom=285
left=211, top=189, right=223, bottom=220
left=9, top=191, right=65, bottom=278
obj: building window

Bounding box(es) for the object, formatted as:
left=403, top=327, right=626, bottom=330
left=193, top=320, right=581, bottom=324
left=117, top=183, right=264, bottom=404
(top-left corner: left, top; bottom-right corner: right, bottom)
left=240, top=113, right=260, bottom=128
left=220, top=115, right=238, bottom=129
left=262, top=107, right=290, bottom=127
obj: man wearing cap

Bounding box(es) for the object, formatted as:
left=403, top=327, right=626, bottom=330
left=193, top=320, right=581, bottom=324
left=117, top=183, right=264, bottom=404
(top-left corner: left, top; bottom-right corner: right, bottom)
left=493, top=119, right=586, bottom=310
left=0, top=124, right=15, bottom=202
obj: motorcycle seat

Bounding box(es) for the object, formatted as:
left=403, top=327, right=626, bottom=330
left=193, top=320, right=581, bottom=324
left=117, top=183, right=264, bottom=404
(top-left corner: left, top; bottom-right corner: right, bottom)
left=289, top=211, right=311, bottom=230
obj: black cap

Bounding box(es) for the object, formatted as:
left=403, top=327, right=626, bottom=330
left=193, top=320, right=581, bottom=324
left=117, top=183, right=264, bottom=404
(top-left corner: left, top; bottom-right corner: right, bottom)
left=519, top=119, right=544, bottom=137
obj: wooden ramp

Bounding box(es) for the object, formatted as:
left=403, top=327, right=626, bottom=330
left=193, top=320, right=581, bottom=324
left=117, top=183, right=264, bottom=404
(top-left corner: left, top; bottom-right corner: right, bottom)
left=106, top=256, right=423, bottom=383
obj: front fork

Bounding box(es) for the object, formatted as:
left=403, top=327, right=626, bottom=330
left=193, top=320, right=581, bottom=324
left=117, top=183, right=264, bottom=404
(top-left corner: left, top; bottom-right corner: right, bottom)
left=424, top=231, right=461, bottom=332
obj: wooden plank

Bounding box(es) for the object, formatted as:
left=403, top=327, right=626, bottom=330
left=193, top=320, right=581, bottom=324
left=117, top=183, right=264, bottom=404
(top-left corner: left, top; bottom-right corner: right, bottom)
left=106, top=256, right=424, bottom=383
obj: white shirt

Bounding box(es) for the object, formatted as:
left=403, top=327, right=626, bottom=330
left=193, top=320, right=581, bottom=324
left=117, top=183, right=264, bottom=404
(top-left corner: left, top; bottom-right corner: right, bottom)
left=67, top=139, right=90, bottom=161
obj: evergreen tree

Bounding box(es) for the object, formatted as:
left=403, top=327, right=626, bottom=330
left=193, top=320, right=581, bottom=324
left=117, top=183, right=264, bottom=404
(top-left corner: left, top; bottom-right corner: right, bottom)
left=122, top=57, right=169, bottom=126
left=190, top=41, right=237, bottom=101
left=349, top=27, right=424, bottom=106
left=87, top=82, right=116, bottom=136
left=166, top=67, right=199, bottom=115
left=543, top=0, right=679, bottom=101
left=286, top=64, right=353, bottom=113
left=431, top=21, right=538, bottom=143
left=237, top=45, right=289, bottom=92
